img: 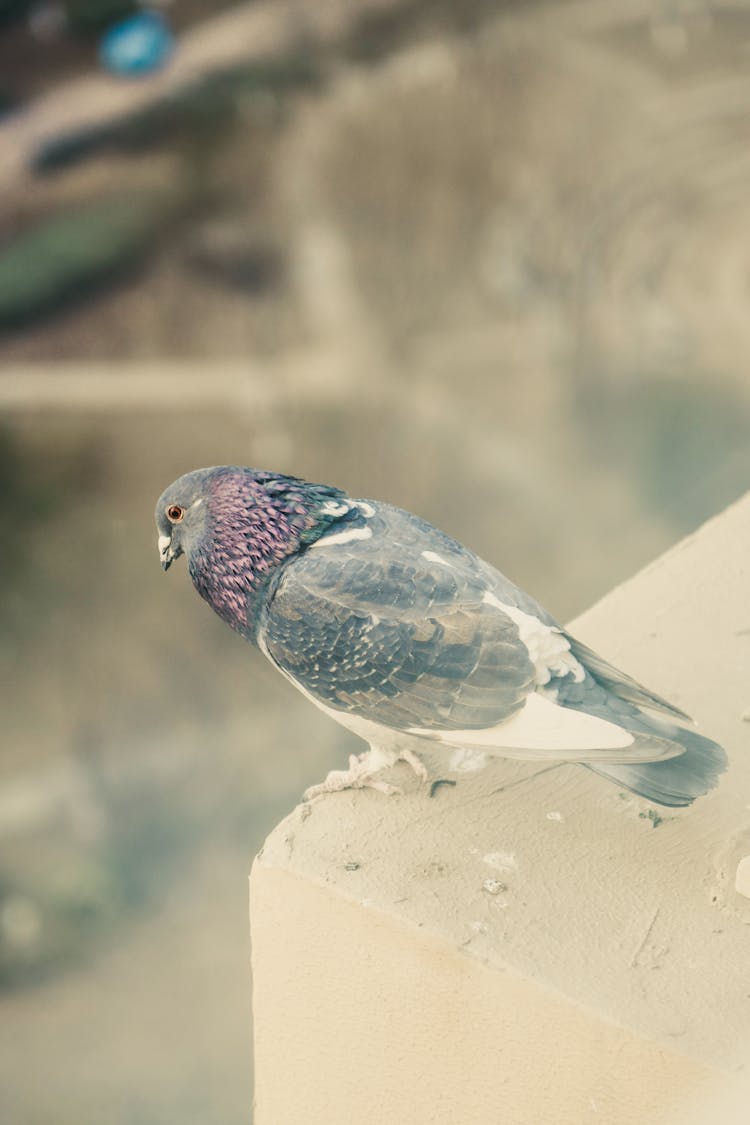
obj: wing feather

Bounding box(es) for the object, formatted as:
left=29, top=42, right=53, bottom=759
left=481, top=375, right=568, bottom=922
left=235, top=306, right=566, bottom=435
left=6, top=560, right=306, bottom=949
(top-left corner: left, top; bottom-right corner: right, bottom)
left=564, top=633, right=692, bottom=721
left=261, top=509, right=536, bottom=733
left=258, top=503, right=690, bottom=764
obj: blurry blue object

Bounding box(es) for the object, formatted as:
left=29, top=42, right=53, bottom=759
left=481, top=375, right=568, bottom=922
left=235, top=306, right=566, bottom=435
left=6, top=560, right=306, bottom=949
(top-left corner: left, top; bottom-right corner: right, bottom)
left=100, top=11, right=174, bottom=77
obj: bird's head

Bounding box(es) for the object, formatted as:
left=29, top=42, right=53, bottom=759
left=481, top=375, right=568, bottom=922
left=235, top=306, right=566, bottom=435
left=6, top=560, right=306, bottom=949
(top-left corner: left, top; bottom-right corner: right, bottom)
left=155, top=465, right=353, bottom=634
left=155, top=467, right=215, bottom=572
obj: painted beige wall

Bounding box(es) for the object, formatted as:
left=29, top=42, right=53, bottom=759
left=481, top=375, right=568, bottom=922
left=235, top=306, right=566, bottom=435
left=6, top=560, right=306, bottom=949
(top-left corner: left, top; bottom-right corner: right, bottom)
left=251, top=494, right=750, bottom=1123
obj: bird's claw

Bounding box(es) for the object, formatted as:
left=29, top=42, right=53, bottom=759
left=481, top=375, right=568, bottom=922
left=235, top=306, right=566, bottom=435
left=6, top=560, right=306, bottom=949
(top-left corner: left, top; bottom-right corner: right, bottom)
left=303, top=747, right=428, bottom=800
left=303, top=774, right=401, bottom=800
left=303, top=760, right=401, bottom=800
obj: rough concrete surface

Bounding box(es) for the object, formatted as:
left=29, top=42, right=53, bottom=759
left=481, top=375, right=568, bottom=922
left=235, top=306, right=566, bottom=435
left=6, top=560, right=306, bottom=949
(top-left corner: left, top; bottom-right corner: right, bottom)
left=251, top=493, right=750, bottom=1123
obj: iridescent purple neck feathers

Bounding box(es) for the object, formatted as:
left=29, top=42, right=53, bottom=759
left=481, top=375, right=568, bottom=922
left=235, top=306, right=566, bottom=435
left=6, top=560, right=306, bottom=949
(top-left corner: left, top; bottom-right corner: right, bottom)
left=187, top=468, right=349, bottom=637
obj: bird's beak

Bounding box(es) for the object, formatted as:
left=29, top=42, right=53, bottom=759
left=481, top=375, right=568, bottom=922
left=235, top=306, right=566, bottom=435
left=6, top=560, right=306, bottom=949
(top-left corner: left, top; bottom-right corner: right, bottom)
left=158, top=534, right=175, bottom=571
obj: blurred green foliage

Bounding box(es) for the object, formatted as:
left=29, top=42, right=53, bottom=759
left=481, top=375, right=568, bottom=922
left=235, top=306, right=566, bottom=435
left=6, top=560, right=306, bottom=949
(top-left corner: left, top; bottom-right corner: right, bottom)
left=12, top=55, right=323, bottom=329
left=0, top=192, right=176, bottom=326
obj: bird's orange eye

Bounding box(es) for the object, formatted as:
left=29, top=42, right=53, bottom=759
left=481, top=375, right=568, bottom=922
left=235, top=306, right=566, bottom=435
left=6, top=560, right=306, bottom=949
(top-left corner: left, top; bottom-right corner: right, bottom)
left=166, top=504, right=184, bottom=523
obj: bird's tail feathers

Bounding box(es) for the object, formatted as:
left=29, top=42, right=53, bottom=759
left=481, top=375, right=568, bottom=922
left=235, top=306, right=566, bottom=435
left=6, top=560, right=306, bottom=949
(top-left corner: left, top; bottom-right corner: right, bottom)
left=586, top=721, right=726, bottom=807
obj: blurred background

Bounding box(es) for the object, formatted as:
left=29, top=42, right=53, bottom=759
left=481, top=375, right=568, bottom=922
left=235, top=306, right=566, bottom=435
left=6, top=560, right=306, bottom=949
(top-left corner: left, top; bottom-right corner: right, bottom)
left=1, top=0, right=749, bottom=1121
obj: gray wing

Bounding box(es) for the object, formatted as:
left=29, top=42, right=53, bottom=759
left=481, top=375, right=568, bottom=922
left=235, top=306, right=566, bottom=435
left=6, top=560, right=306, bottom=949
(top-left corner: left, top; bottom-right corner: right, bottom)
left=257, top=504, right=679, bottom=765
left=260, top=504, right=536, bottom=732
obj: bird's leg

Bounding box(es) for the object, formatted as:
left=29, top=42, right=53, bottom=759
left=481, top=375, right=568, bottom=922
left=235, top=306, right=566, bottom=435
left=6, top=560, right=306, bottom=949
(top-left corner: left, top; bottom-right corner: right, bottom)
left=303, top=744, right=429, bottom=800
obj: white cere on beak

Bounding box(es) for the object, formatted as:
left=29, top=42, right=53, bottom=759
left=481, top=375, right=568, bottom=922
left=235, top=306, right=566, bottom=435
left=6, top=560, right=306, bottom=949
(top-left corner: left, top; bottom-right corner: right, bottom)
left=158, top=535, right=171, bottom=562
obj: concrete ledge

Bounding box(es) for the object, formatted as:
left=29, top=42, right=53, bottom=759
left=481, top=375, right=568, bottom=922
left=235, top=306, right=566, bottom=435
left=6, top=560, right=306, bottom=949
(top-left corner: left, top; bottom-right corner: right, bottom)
left=251, top=494, right=750, bottom=1124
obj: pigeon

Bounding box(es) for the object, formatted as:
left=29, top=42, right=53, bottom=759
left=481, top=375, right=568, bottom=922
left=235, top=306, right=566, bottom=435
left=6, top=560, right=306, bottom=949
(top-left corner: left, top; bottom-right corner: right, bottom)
left=155, top=466, right=726, bottom=806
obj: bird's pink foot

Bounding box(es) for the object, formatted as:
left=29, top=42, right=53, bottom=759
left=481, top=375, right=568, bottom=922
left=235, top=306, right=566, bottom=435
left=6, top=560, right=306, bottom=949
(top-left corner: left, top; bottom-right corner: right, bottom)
left=303, top=746, right=429, bottom=800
